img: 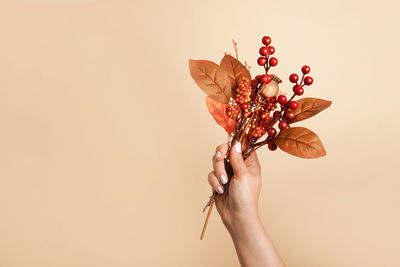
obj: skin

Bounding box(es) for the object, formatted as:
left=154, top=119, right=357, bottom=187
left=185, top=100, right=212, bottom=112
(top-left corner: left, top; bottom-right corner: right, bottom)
left=207, top=142, right=286, bottom=267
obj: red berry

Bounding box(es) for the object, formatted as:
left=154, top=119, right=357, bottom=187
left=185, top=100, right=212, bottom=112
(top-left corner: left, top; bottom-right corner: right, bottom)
left=268, top=46, right=275, bottom=55
left=259, top=46, right=269, bottom=56
left=251, top=79, right=259, bottom=89
left=289, top=101, right=298, bottom=110
left=285, top=111, right=295, bottom=120
left=278, top=120, right=289, bottom=130
left=289, top=73, right=299, bottom=83
left=278, top=95, right=287, bottom=104
left=268, top=141, right=277, bottom=151
left=241, top=103, right=249, bottom=110
left=301, top=65, right=310, bottom=74
left=267, top=128, right=277, bottom=137
left=269, top=57, right=278, bottom=66
left=304, top=76, right=313, bottom=85
left=273, top=111, right=281, bottom=117
left=293, top=85, right=304, bottom=96
left=257, top=57, right=267, bottom=66
left=260, top=74, right=272, bottom=83
left=262, top=36, right=271, bottom=46
left=255, top=75, right=262, bottom=81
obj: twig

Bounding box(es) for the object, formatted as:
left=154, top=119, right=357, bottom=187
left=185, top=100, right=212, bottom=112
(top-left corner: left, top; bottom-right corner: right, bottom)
left=232, top=40, right=239, bottom=60
left=200, top=197, right=215, bottom=240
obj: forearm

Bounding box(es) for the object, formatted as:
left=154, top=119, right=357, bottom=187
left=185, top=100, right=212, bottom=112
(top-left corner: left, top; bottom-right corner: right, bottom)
left=228, top=213, right=286, bottom=267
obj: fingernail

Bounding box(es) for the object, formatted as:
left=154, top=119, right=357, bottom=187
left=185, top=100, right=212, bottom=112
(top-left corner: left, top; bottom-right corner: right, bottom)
left=220, top=174, right=228, bottom=184
left=217, top=186, right=224, bottom=194
left=215, top=151, right=221, bottom=159
left=235, top=142, right=242, bottom=153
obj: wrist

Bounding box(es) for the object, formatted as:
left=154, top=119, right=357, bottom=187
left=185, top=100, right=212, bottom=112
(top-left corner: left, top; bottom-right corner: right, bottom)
left=226, top=209, right=261, bottom=236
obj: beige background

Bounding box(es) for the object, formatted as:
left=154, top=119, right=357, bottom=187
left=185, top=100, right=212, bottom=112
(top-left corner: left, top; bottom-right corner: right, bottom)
left=0, top=0, right=399, bottom=266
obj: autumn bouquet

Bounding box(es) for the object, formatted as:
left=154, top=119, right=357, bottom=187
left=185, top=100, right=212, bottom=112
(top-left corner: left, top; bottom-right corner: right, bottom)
left=189, top=36, right=331, bottom=240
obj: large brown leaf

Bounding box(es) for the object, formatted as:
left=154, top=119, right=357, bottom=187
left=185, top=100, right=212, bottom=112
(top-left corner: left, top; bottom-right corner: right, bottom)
left=189, top=59, right=232, bottom=103
left=220, top=55, right=251, bottom=90
left=290, top=98, right=332, bottom=123
left=205, top=96, right=236, bottom=134
left=275, top=127, right=326, bottom=159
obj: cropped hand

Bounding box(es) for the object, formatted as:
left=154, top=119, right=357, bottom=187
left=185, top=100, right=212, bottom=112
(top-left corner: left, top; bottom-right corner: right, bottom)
left=207, top=142, right=286, bottom=267
left=208, top=142, right=262, bottom=230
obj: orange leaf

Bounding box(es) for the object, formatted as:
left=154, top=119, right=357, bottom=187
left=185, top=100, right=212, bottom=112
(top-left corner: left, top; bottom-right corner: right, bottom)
left=189, top=59, right=232, bottom=103
left=220, top=55, right=251, bottom=90
left=275, top=127, right=326, bottom=159
left=205, top=96, right=236, bottom=134
left=290, top=98, right=332, bottom=123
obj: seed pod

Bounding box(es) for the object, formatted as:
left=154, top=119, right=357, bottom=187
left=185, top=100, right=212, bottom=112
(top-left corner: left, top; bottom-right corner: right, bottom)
left=260, top=74, right=281, bottom=98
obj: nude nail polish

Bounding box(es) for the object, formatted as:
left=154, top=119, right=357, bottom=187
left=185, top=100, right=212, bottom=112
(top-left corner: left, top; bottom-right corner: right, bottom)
left=217, top=186, right=224, bottom=194
left=235, top=142, right=242, bottom=153
left=220, top=174, right=228, bottom=184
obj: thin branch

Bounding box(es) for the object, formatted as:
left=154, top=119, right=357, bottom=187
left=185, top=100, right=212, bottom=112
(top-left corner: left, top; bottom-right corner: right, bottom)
left=232, top=39, right=239, bottom=60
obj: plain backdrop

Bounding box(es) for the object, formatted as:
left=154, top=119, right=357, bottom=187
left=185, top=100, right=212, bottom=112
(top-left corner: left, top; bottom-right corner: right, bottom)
left=0, top=0, right=399, bottom=266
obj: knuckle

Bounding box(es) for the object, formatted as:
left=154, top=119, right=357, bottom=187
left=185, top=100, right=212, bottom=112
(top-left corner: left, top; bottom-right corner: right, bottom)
left=230, top=154, right=240, bottom=163
left=208, top=171, right=220, bottom=187
left=213, top=170, right=222, bottom=178
left=216, top=144, right=225, bottom=151
left=214, top=155, right=224, bottom=163
left=207, top=171, right=214, bottom=181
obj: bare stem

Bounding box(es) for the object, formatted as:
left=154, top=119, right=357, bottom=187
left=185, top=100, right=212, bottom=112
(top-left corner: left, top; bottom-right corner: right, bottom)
left=200, top=198, right=215, bottom=240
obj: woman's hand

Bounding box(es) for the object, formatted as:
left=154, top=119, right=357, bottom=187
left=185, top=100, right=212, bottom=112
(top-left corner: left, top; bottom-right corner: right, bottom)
left=208, top=142, right=262, bottom=231
left=207, top=142, right=286, bottom=267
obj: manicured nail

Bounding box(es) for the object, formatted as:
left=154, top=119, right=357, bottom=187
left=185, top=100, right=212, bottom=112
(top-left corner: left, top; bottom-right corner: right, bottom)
left=217, top=186, right=224, bottom=194
left=220, top=174, right=228, bottom=184
left=235, top=142, right=242, bottom=153
left=215, top=151, right=221, bottom=159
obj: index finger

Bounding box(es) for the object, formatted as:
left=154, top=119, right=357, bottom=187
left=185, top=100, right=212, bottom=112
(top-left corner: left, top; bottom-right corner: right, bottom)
left=213, top=143, right=229, bottom=162
left=213, top=143, right=229, bottom=184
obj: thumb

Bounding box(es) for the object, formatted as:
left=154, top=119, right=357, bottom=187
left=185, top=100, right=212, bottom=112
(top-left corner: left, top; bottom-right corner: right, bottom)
left=229, top=142, right=247, bottom=177
left=244, top=150, right=261, bottom=177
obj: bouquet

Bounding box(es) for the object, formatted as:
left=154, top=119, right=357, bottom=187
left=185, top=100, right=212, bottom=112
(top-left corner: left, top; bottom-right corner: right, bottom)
left=189, top=35, right=331, bottom=239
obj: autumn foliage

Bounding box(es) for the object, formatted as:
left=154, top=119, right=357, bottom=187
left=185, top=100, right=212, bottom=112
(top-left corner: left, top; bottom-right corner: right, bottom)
left=189, top=39, right=330, bottom=159
left=189, top=36, right=332, bottom=239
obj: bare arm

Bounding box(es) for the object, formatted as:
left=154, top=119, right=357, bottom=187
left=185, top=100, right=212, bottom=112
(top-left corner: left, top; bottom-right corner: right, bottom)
left=207, top=142, right=285, bottom=267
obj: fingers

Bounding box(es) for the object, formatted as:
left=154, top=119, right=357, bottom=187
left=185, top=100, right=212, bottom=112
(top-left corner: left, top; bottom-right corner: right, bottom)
left=229, top=142, right=247, bottom=177
left=213, top=144, right=229, bottom=185
left=207, top=171, right=224, bottom=194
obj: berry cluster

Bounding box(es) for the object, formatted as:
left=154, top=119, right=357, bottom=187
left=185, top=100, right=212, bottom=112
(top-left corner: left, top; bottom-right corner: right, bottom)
left=273, top=65, right=314, bottom=133
left=257, top=36, right=278, bottom=73
left=227, top=104, right=241, bottom=119
left=227, top=79, right=252, bottom=119
left=235, top=79, right=251, bottom=104
left=227, top=35, right=315, bottom=153
left=290, top=66, right=313, bottom=97
left=248, top=96, right=278, bottom=139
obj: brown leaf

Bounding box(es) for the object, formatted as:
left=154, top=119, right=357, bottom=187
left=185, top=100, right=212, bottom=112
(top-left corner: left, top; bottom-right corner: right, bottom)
left=289, top=98, right=332, bottom=123
left=220, top=55, right=251, bottom=90
left=205, top=96, right=236, bottom=134
left=275, top=127, right=326, bottom=159
left=189, top=59, right=232, bottom=103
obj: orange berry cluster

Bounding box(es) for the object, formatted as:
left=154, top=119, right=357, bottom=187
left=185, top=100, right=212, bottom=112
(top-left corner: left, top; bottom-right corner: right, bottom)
left=227, top=104, right=241, bottom=119
left=227, top=78, right=252, bottom=119
left=251, top=126, right=266, bottom=138
left=248, top=96, right=278, bottom=139
left=235, top=79, right=252, bottom=102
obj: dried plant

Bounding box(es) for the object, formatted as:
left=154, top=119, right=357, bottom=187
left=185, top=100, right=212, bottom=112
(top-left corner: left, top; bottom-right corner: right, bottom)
left=189, top=35, right=332, bottom=240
